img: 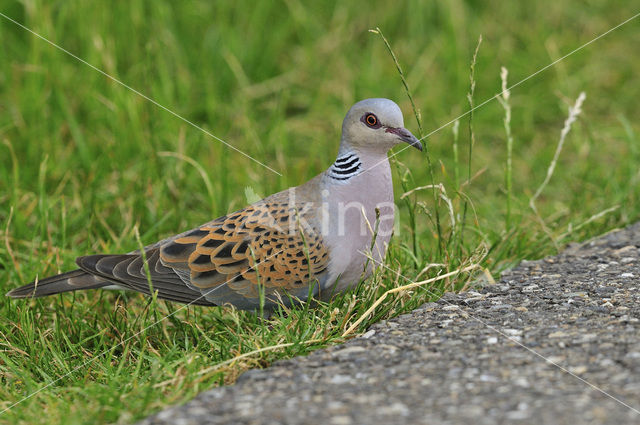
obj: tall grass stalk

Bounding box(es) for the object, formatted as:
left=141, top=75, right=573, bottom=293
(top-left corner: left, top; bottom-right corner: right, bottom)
left=498, top=67, right=514, bottom=231
left=452, top=119, right=460, bottom=190
left=529, top=92, right=587, bottom=248
left=371, top=27, right=443, bottom=256
left=460, top=35, right=482, bottom=251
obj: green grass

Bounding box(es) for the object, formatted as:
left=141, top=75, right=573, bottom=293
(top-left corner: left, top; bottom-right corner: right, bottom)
left=1, top=1, right=639, bottom=423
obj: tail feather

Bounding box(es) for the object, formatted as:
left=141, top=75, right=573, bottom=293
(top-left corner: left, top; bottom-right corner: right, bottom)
left=6, top=269, right=110, bottom=298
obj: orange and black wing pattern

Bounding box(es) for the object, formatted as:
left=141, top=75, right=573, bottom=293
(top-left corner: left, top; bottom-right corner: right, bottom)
left=159, top=200, right=329, bottom=308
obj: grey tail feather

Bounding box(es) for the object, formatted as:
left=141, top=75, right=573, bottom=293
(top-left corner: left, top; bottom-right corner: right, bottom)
left=6, top=269, right=108, bottom=298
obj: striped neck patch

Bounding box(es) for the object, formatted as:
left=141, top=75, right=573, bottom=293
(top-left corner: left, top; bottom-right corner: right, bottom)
left=328, top=152, right=362, bottom=181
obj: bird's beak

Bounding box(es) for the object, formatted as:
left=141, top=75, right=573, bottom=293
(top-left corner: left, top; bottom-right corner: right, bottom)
left=386, top=127, right=423, bottom=151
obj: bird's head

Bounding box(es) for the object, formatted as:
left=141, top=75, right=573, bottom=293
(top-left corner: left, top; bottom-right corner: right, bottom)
left=340, top=98, right=422, bottom=154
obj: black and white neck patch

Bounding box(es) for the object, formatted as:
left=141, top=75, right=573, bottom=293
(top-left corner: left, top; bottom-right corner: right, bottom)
left=328, top=152, right=362, bottom=181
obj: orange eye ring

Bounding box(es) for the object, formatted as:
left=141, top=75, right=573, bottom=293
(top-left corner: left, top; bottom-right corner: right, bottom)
left=365, top=113, right=378, bottom=127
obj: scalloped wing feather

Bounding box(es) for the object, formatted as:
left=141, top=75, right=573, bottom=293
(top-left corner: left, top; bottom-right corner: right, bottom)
left=159, top=200, right=329, bottom=306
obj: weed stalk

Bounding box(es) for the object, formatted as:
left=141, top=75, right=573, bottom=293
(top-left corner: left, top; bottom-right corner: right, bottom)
left=371, top=27, right=443, bottom=257
left=498, top=66, right=514, bottom=231
left=460, top=35, right=482, bottom=254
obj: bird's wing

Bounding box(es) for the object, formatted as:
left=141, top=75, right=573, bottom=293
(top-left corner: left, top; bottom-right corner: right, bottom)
left=75, top=248, right=216, bottom=306
left=159, top=199, right=330, bottom=307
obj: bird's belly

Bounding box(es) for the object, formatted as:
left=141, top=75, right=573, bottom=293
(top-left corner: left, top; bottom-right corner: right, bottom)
left=320, top=184, right=395, bottom=296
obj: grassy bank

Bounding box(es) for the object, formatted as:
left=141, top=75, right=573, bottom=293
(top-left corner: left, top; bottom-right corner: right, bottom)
left=0, top=1, right=639, bottom=423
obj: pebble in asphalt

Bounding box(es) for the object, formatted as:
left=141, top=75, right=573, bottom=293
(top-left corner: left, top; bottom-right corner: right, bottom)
left=139, top=223, right=640, bottom=425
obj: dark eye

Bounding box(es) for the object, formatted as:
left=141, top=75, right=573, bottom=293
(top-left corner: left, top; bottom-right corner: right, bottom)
left=364, top=113, right=378, bottom=128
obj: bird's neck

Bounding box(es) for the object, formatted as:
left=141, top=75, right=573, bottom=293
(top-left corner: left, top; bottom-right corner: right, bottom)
left=326, top=146, right=390, bottom=183
left=327, top=151, right=363, bottom=181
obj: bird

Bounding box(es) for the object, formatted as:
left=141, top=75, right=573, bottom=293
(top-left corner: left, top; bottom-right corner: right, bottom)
left=6, top=98, right=422, bottom=311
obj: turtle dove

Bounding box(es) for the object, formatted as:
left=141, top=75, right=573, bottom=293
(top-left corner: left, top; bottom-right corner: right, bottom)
left=7, top=98, right=422, bottom=311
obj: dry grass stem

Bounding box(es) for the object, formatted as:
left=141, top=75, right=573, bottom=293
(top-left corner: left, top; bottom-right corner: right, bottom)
left=498, top=66, right=514, bottom=230
left=529, top=92, right=587, bottom=247
left=342, top=264, right=480, bottom=337
left=559, top=205, right=620, bottom=241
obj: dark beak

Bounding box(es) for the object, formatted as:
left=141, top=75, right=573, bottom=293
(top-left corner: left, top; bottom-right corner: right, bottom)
left=386, top=127, right=423, bottom=151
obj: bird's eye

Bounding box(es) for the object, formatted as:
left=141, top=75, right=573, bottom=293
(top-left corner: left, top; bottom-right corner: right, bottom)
left=364, top=113, right=378, bottom=128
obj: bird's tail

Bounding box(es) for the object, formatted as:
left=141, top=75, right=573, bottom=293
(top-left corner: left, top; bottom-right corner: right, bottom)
left=6, top=269, right=109, bottom=298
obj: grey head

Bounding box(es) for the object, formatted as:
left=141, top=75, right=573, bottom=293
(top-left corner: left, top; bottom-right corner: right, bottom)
left=339, top=98, right=422, bottom=154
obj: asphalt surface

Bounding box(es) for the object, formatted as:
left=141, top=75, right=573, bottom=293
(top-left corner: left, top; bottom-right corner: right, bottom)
left=139, top=224, right=640, bottom=425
